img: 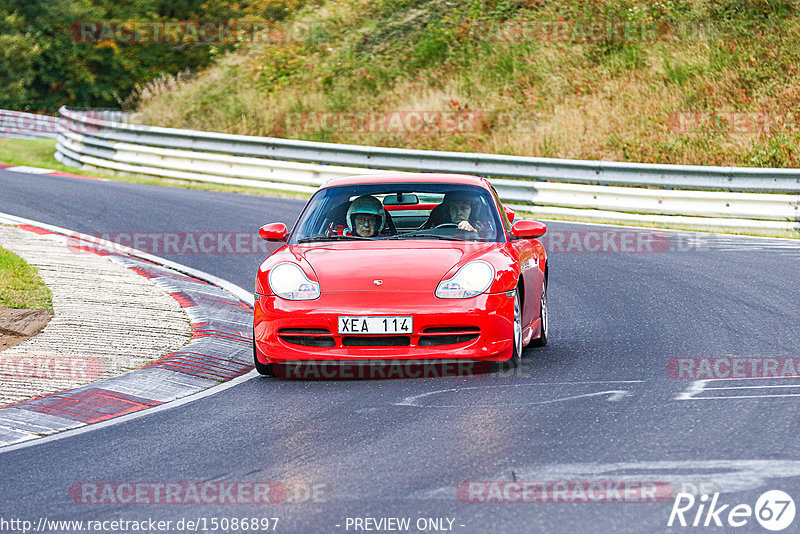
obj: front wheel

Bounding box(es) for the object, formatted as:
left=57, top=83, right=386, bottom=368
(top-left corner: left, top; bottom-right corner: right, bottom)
left=529, top=279, right=548, bottom=347
left=492, top=287, right=522, bottom=372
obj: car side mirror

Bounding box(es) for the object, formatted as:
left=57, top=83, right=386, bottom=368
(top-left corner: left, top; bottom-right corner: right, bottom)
left=510, top=220, right=546, bottom=239
left=504, top=205, right=515, bottom=223
left=259, top=222, right=288, bottom=241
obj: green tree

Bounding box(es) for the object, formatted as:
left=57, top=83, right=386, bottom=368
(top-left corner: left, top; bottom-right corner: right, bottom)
left=0, top=0, right=246, bottom=110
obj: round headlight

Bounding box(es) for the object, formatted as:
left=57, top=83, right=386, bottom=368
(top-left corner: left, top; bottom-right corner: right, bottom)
left=435, top=261, right=494, bottom=299
left=268, top=262, right=320, bottom=300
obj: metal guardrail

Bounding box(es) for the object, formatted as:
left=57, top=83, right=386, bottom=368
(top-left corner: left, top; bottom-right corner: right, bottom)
left=48, top=107, right=800, bottom=235
left=0, top=110, right=59, bottom=139
left=57, top=107, right=800, bottom=193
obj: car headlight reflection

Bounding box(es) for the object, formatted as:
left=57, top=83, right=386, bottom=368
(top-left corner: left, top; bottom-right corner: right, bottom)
left=435, top=261, right=494, bottom=299
left=268, top=262, right=320, bottom=300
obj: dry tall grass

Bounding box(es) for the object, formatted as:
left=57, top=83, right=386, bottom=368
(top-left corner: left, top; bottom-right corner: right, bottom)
left=133, top=0, right=800, bottom=167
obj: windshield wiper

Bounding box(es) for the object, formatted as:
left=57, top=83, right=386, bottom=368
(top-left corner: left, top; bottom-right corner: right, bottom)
left=384, top=233, right=464, bottom=241
left=297, top=235, right=371, bottom=243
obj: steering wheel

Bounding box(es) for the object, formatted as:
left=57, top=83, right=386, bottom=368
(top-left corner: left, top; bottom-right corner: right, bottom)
left=433, top=223, right=459, bottom=229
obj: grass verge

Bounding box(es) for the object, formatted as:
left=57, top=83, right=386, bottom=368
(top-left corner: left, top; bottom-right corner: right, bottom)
left=0, top=244, right=52, bottom=310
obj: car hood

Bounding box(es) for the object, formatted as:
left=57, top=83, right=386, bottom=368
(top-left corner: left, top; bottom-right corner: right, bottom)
left=293, top=241, right=498, bottom=293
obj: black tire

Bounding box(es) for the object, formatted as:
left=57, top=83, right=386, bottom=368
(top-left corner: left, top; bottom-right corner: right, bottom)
left=253, top=328, right=274, bottom=376
left=491, top=287, right=523, bottom=372
left=529, top=278, right=548, bottom=347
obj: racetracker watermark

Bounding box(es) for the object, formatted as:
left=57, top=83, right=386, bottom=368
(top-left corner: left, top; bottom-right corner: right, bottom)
left=466, top=19, right=712, bottom=43
left=69, top=20, right=314, bottom=44
left=68, top=18, right=722, bottom=46
left=67, top=232, right=273, bottom=255
left=69, top=482, right=287, bottom=505
left=669, top=111, right=800, bottom=135
left=667, top=357, right=800, bottom=379
left=270, top=360, right=511, bottom=380
left=0, top=355, right=103, bottom=381
left=0, top=110, right=111, bottom=136
left=456, top=481, right=674, bottom=503
left=541, top=230, right=710, bottom=253
left=280, top=111, right=484, bottom=135
left=276, top=110, right=537, bottom=135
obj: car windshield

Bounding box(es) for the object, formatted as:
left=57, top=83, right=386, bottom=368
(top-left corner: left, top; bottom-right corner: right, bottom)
left=290, top=182, right=505, bottom=244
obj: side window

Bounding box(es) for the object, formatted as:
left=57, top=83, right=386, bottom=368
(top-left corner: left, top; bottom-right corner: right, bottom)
left=490, top=186, right=512, bottom=232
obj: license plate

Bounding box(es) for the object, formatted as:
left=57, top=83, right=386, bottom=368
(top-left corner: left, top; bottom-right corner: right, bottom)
left=338, top=316, right=413, bottom=335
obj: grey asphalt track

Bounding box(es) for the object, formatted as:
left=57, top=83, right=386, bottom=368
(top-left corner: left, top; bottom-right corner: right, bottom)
left=1, top=168, right=799, bottom=533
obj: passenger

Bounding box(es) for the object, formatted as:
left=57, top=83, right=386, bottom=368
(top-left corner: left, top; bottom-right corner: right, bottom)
left=346, top=195, right=385, bottom=237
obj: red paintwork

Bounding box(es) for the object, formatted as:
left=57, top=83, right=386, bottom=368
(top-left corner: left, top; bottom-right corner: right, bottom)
left=384, top=203, right=439, bottom=211
left=511, top=219, right=547, bottom=239
left=259, top=222, right=288, bottom=241
left=254, top=173, right=548, bottom=365
left=18, top=225, right=56, bottom=236
left=324, top=173, right=490, bottom=188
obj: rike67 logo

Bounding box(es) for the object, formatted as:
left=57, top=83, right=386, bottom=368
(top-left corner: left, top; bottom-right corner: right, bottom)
left=668, top=490, right=796, bottom=531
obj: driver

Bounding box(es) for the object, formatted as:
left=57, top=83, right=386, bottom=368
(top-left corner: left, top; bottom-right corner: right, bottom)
left=425, top=191, right=487, bottom=233
left=346, top=195, right=386, bottom=237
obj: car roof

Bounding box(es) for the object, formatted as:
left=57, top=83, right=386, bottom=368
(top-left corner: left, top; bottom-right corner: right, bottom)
left=322, top=173, right=492, bottom=189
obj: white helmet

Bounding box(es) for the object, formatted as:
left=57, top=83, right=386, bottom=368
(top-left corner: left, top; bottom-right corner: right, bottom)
left=346, top=195, right=385, bottom=234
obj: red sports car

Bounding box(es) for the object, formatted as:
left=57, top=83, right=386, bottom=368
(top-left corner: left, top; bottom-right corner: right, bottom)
left=253, top=173, right=548, bottom=377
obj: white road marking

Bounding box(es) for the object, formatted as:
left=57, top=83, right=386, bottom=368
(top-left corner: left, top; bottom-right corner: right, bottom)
left=676, top=378, right=800, bottom=400
left=5, top=166, right=51, bottom=174
left=396, top=380, right=642, bottom=407
left=703, top=384, right=800, bottom=390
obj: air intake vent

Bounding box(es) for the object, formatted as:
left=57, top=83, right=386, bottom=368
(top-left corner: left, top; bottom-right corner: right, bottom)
left=342, top=336, right=411, bottom=347
left=278, top=335, right=335, bottom=347
left=278, top=328, right=330, bottom=334
left=422, top=326, right=480, bottom=334
left=419, top=334, right=479, bottom=346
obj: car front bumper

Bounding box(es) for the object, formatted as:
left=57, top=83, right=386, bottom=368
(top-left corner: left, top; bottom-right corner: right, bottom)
left=254, top=290, right=515, bottom=363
